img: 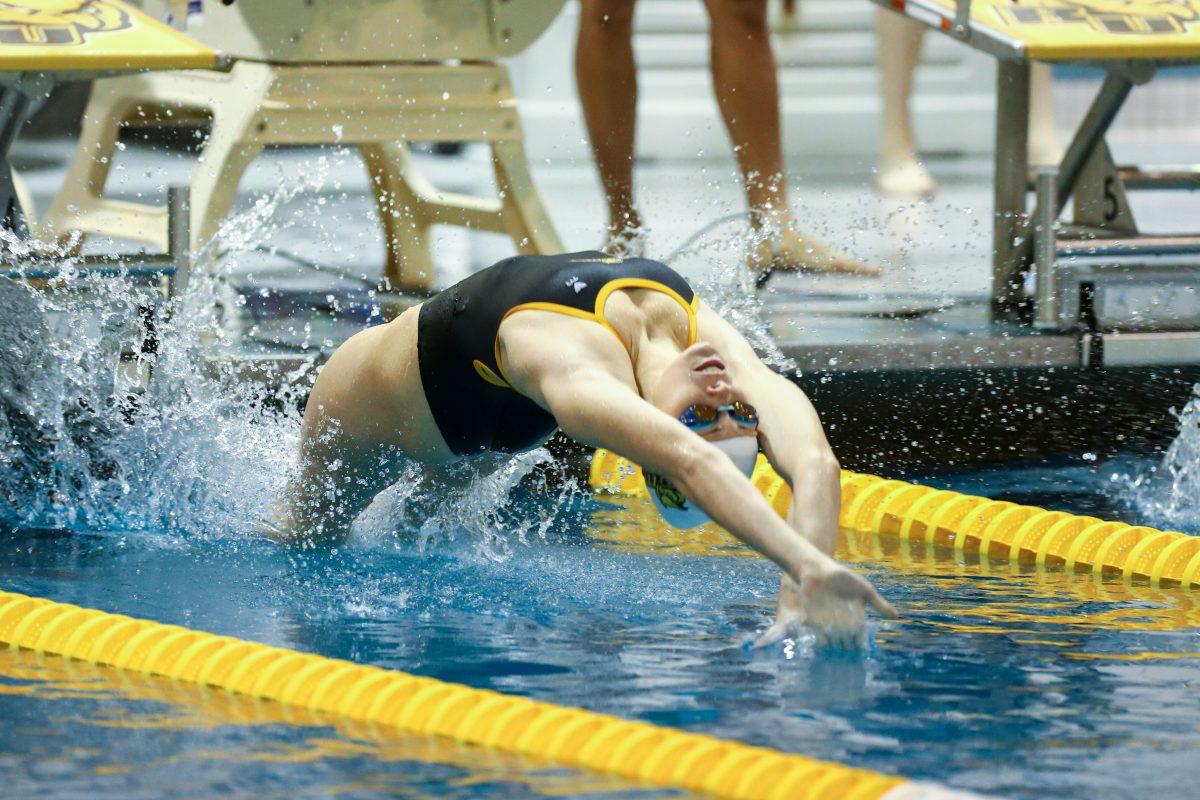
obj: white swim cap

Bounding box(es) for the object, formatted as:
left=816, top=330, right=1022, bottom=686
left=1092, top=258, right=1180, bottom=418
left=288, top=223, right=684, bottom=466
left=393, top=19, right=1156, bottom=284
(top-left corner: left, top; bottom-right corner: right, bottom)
left=645, top=436, right=759, bottom=529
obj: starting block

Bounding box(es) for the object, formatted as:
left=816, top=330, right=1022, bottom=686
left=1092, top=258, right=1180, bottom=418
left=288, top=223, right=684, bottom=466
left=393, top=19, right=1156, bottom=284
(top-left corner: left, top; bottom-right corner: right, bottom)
left=0, top=0, right=214, bottom=293
left=876, top=0, right=1200, bottom=358
left=40, top=0, right=567, bottom=293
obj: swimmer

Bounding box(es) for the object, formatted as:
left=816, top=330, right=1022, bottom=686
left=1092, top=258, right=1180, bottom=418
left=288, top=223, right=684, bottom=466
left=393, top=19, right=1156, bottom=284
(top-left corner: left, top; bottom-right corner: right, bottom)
left=278, top=251, right=897, bottom=643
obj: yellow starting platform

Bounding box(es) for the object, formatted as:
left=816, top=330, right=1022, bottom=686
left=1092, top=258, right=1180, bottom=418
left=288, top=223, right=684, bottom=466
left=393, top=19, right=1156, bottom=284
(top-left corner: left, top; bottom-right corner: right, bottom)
left=876, top=0, right=1200, bottom=352
left=897, top=0, right=1200, bottom=61
left=0, top=0, right=214, bottom=72
left=38, top=0, right=567, bottom=295
left=0, top=0, right=218, bottom=294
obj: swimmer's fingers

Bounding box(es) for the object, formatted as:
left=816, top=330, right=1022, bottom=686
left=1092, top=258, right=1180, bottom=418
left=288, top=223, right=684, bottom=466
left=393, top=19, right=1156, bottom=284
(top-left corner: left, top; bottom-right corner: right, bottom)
left=814, top=624, right=859, bottom=650
left=846, top=573, right=898, bottom=619
left=752, top=622, right=790, bottom=650
left=753, top=606, right=806, bottom=649
left=867, top=586, right=899, bottom=619
left=821, top=568, right=899, bottom=620
left=849, top=573, right=898, bottom=619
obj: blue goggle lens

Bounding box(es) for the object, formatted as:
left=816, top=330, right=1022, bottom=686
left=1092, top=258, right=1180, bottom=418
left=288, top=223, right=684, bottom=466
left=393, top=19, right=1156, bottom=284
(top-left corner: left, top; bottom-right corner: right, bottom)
left=679, top=402, right=759, bottom=431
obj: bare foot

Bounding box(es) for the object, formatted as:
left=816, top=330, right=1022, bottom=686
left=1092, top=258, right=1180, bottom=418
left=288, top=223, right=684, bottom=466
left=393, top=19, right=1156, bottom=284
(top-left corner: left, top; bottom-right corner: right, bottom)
left=749, top=224, right=881, bottom=284
left=876, top=154, right=937, bottom=200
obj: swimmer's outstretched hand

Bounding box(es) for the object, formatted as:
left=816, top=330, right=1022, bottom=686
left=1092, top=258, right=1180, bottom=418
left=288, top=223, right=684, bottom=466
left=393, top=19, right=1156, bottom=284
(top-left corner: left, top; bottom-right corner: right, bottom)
left=754, top=574, right=807, bottom=649
left=754, top=563, right=897, bottom=649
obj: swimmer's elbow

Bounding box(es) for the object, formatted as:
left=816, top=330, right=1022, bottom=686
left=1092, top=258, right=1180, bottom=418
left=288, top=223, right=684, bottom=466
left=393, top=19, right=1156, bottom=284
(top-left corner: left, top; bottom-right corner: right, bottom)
left=665, top=439, right=722, bottom=499
left=785, top=447, right=840, bottom=485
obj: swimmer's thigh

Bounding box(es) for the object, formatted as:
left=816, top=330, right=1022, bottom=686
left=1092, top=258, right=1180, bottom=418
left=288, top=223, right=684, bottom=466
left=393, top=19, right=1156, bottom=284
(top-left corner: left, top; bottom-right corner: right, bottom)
left=286, top=308, right=454, bottom=538
left=302, top=306, right=453, bottom=465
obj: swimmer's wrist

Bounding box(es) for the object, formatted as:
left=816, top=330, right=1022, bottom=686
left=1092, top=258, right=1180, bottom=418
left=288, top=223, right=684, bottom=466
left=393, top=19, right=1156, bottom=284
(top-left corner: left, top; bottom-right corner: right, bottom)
left=782, top=543, right=831, bottom=585
left=796, top=521, right=847, bottom=572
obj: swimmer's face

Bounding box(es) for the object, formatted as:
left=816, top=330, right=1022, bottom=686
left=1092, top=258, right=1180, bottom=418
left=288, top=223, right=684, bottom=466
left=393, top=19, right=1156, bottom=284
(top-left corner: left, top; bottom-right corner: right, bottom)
left=649, top=342, right=757, bottom=442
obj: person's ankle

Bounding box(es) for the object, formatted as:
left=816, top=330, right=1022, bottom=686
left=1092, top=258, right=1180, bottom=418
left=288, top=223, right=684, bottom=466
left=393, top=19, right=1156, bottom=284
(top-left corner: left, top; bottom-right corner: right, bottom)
left=878, top=140, right=921, bottom=169
left=749, top=206, right=793, bottom=234
left=608, top=209, right=642, bottom=235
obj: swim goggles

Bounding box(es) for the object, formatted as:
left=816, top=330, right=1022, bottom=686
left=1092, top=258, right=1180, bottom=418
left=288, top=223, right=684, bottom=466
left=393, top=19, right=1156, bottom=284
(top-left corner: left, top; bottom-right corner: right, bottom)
left=678, top=401, right=759, bottom=432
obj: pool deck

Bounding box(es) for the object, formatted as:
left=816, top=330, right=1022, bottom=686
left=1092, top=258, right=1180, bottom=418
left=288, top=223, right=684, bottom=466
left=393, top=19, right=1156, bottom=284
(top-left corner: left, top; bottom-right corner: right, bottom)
left=14, top=135, right=1200, bottom=469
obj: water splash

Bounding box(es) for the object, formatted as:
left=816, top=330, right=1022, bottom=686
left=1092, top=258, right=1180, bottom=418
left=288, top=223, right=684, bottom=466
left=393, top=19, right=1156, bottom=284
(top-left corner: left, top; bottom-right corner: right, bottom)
left=0, top=207, right=310, bottom=537
left=0, top=157, right=573, bottom=553
left=669, top=216, right=799, bottom=375
left=1126, top=384, right=1200, bottom=531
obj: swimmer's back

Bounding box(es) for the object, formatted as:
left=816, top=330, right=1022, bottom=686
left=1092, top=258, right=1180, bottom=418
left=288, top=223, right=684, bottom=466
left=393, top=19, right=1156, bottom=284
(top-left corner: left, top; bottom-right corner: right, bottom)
left=417, top=251, right=696, bottom=456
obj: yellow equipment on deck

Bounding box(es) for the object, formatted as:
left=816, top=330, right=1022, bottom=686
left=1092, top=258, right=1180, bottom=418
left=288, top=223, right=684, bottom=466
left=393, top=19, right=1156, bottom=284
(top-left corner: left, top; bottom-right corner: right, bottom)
left=0, top=0, right=217, bottom=292
left=906, top=0, right=1200, bottom=61
left=0, top=0, right=215, bottom=72
left=876, top=0, right=1200, bottom=360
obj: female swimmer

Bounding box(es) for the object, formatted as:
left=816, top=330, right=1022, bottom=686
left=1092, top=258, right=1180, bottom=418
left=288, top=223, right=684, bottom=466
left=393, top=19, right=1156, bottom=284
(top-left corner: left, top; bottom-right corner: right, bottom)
left=278, top=251, right=896, bottom=643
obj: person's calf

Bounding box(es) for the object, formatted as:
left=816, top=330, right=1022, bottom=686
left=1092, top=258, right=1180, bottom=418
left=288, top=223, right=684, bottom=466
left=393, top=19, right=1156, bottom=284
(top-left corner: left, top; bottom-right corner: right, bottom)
left=578, top=0, right=638, bottom=29
left=701, top=0, right=769, bottom=34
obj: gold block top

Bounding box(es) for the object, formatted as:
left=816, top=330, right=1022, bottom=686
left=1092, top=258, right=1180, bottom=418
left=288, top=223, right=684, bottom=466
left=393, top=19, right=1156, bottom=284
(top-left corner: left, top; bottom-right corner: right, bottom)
left=0, top=0, right=215, bottom=72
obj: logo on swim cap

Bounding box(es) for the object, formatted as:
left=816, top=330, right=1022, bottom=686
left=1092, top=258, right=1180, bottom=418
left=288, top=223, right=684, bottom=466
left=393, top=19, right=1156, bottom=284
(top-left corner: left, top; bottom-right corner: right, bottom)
left=645, top=436, right=759, bottom=529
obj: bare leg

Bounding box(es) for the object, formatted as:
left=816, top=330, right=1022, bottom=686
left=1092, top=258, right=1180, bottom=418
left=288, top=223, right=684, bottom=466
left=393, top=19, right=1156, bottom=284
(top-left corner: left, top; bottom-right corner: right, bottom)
left=275, top=308, right=456, bottom=543
left=704, top=0, right=787, bottom=220
left=702, top=0, right=877, bottom=278
left=576, top=0, right=645, bottom=250
left=1028, top=62, right=1062, bottom=167
left=875, top=8, right=936, bottom=199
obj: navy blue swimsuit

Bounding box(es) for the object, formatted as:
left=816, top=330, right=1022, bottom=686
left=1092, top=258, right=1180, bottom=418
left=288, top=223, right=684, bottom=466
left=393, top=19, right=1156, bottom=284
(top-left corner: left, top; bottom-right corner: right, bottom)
left=416, top=251, right=697, bottom=455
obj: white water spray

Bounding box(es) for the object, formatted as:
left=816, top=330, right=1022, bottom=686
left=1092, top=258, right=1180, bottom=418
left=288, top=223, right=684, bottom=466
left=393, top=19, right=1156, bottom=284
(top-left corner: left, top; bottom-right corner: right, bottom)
left=0, top=156, right=573, bottom=550
left=1127, top=384, right=1200, bottom=531
left=669, top=216, right=799, bottom=375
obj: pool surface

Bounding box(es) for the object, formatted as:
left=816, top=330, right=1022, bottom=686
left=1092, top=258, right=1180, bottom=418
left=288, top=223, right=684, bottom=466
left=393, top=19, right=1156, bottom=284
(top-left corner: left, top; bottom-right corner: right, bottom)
left=2, top=453, right=1198, bottom=800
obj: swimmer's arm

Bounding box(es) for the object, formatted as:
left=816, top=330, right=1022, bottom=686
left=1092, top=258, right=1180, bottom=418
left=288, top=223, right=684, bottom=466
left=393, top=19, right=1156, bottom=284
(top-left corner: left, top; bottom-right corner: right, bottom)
left=736, top=367, right=850, bottom=644
left=533, top=368, right=873, bottom=608
left=696, top=303, right=841, bottom=557
left=697, top=307, right=869, bottom=642
left=742, top=368, right=841, bottom=557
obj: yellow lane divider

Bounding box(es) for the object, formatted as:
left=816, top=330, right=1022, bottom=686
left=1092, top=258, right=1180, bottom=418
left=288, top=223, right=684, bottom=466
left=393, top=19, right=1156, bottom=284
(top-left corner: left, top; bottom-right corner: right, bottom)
left=0, top=650, right=682, bottom=798
left=0, top=588, right=917, bottom=800
left=590, top=450, right=1199, bottom=588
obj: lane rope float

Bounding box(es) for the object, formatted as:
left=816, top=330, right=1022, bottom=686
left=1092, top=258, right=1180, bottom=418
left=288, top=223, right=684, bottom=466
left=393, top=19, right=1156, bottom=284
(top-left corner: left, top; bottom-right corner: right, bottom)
left=0, top=588, right=931, bottom=800
left=589, top=449, right=1198, bottom=588
left=0, top=649, right=675, bottom=800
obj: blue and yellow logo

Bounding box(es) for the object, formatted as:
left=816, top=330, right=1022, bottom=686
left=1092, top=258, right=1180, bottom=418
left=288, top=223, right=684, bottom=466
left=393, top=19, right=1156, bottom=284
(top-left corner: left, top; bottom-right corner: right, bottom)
left=0, top=1, right=132, bottom=46
left=995, top=0, right=1199, bottom=35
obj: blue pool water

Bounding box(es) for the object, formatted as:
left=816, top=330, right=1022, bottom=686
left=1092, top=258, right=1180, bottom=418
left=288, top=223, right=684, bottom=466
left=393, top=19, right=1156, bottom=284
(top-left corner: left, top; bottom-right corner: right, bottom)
left=2, top=453, right=1199, bottom=800
left=3, top=253, right=1199, bottom=799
